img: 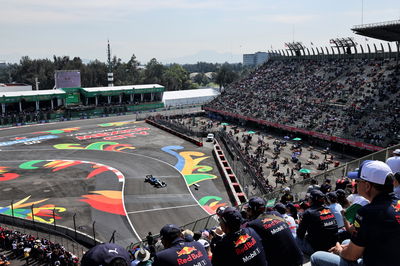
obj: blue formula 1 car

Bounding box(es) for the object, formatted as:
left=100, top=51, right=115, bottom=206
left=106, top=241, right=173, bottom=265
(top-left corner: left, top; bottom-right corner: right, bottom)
left=145, top=174, right=167, bottom=188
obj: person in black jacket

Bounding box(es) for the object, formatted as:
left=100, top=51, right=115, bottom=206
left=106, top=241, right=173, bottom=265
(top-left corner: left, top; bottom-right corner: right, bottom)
left=245, top=197, right=303, bottom=266
left=153, top=224, right=211, bottom=266
left=296, top=190, right=338, bottom=255
left=212, top=207, right=267, bottom=266
left=311, top=160, right=399, bottom=266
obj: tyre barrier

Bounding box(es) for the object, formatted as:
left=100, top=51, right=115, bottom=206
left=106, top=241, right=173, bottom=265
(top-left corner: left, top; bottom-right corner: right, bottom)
left=212, top=140, right=247, bottom=206
left=146, top=119, right=203, bottom=147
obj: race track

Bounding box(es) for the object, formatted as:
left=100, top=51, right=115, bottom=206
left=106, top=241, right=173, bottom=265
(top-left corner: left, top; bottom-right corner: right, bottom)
left=0, top=115, right=230, bottom=247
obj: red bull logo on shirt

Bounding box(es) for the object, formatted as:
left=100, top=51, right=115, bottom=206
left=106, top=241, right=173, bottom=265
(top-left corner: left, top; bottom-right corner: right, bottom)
left=234, top=234, right=257, bottom=255
left=320, top=209, right=331, bottom=215
left=261, top=217, right=273, bottom=224
left=176, top=246, right=205, bottom=265
left=177, top=246, right=197, bottom=257
left=320, top=209, right=335, bottom=221
left=234, top=234, right=251, bottom=248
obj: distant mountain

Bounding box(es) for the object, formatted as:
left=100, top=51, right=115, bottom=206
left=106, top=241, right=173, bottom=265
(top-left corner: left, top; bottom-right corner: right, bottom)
left=164, top=50, right=242, bottom=64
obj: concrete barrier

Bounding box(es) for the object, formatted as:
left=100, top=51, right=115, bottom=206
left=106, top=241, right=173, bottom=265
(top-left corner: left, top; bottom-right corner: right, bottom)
left=146, top=119, right=203, bottom=147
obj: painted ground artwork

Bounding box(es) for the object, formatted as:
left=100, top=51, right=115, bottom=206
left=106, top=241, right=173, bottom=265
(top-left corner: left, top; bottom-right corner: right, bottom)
left=0, top=118, right=230, bottom=244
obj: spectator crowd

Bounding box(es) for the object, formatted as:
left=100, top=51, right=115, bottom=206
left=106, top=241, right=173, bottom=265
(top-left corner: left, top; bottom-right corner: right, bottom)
left=206, top=58, right=400, bottom=147
left=0, top=225, right=79, bottom=265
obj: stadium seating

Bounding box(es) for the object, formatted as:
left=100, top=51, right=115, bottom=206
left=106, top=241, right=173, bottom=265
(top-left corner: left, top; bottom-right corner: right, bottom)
left=206, top=58, right=400, bottom=147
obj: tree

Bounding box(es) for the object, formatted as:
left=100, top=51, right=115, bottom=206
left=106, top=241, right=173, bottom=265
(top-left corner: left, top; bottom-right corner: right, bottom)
left=214, top=64, right=238, bottom=89
left=126, top=54, right=142, bottom=84
left=162, top=64, right=191, bottom=91
left=144, top=58, right=164, bottom=84
left=193, top=73, right=210, bottom=86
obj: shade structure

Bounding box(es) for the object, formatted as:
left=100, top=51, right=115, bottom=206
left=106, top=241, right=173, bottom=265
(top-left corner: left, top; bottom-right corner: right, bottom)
left=299, top=168, right=311, bottom=174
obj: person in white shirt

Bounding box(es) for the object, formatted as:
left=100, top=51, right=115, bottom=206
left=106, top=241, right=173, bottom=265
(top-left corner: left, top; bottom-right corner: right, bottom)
left=274, top=203, right=297, bottom=237
left=326, top=192, right=344, bottom=228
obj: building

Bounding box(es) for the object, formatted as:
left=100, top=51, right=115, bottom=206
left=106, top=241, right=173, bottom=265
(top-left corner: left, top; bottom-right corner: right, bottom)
left=162, top=88, right=220, bottom=107
left=0, top=83, right=32, bottom=92
left=243, top=52, right=270, bottom=66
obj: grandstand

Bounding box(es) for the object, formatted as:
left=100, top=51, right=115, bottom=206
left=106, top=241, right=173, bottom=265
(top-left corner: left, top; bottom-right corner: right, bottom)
left=204, top=57, right=399, bottom=149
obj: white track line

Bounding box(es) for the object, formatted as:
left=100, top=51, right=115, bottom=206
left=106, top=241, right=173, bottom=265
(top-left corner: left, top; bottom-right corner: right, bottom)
left=126, top=204, right=199, bottom=214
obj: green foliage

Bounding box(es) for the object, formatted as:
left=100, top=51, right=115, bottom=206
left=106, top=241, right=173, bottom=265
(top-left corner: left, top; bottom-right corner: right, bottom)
left=1, top=55, right=247, bottom=91
left=192, top=73, right=210, bottom=86
left=214, top=63, right=239, bottom=88
left=163, top=64, right=190, bottom=91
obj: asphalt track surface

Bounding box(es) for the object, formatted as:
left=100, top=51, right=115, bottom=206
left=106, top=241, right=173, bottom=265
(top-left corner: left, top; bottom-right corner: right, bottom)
left=0, top=115, right=230, bottom=247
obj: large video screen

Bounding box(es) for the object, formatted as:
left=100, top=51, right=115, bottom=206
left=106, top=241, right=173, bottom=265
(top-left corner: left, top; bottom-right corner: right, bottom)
left=55, top=71, right=81, bottom=89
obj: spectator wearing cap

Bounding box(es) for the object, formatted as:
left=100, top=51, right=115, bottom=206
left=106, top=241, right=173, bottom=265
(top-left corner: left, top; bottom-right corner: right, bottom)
left=153, top=224, right=211, bottom=266
left=197, top=239, right=212, bottom=261
left=274, top=203, right=297, bottom=237
left=320, top=179, right=332, bottom=194
left=386, top=149, right=400, bottom=174
left=386, top=149, right=400, bottom=198
left=280, top=187, right=294, bottom=204
left=296, top=189, right=338, bottom=255
left=212, top=207, right=267, bottom=266
left=245, top=197, right=303, bottom=266
left=81, top=243, right=132, bottom=266
left=311, top=160, right=400, bottom=266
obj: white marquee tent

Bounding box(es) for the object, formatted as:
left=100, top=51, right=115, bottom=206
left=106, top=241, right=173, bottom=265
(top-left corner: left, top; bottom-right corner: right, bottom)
left=162, top=88, right=220, bottom=107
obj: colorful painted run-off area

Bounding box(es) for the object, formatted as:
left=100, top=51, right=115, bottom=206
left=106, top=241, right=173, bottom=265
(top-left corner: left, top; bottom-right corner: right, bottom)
left=0, top=117, right=230, bottom=245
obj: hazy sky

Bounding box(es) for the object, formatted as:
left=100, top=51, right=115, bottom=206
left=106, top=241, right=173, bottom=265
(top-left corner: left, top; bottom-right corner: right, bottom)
left=1, top=0, right=399, bottom=64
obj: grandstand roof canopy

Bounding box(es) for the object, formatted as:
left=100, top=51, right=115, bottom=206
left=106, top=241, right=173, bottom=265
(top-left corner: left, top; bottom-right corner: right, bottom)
left=81, top=84, right=164, bottom=97
left=352, top=20, right=400, bottom=42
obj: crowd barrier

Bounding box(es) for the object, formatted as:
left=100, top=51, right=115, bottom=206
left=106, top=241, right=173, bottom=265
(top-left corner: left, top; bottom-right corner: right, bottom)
left=0, top=213, right=95, bottom=259
left=146, top=119, right=203, bottom=147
